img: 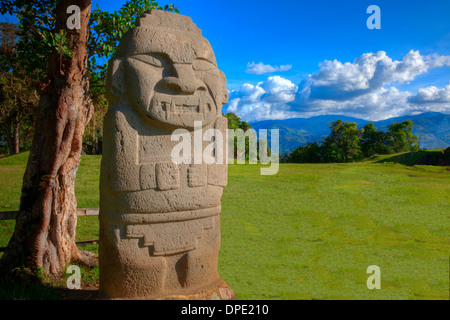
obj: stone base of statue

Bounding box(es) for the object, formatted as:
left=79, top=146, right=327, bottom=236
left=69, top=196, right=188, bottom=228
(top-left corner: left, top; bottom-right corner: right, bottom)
left=159, top=280, right=235, bottom=300
left=99, top=279, right=234, bottom=300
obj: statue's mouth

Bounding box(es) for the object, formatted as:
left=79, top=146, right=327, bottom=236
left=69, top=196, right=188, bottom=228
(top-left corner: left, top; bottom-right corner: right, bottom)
left=152, top=94, right=214, bottom=121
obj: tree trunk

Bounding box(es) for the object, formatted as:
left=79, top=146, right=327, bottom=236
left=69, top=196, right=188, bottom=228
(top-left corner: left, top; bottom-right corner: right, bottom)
left=0, top=0, right=96, bottom=278
left=4, top=122, right=14, bottom=155
left=3, top=119, right=19, bottom=155
left=12, top=121, right=19, bottom=154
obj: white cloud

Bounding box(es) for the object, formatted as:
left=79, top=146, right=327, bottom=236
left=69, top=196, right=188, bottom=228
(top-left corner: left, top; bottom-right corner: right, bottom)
left=224, top=76, right=298, bottom=121
left=409, top=82, right=450, bottom=104
left=225, top=51, right=450, bottom=122
left=278, top=65, right=293, bottom=72
left=246, top=62, right=292, bottom=74
left=303, top=50, right=450, bottom=101
left=260, top=76, right=297, bottom=102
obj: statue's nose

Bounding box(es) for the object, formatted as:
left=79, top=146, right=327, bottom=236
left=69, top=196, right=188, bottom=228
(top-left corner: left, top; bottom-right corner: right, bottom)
left=160, top=64, right=205, bottom=94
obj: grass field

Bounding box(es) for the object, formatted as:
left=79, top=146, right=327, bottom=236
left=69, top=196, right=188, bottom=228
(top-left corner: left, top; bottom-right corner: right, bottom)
left=1, top=152, right=449, bottom=299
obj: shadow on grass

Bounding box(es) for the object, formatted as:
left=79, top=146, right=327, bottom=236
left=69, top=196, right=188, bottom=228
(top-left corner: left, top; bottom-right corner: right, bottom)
left=374, top=149, right=450, bottom=166
left=0, top=274, right=62, bottom=300
left=0, top=270, right=100, bottom=300
left=58, top=288, right=99, bottom=300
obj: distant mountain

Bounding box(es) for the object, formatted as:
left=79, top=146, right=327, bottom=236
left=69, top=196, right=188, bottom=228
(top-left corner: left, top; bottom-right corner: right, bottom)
left=249, top=112, right=450, bottom=154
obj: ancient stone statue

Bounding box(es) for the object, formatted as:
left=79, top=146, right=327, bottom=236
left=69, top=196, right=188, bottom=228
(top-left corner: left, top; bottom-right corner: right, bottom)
left=99, top=10, right=234, bottom=300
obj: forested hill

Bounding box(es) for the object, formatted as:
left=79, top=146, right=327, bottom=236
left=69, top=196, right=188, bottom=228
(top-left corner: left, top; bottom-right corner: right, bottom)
left=249, top=112, right=450, bottom=154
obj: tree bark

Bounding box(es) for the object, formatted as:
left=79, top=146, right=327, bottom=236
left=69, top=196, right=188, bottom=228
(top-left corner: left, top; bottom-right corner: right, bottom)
left=0, top=0, right=96, bottom=278
left=2, top=118, right=19, bottom=155
left=3, top=122, right=14, bottom=155
left=12, top=120, right=19, bottom=154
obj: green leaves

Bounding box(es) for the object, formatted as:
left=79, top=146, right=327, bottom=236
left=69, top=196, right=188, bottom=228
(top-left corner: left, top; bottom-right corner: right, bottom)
left=323, top=120, right=363, bottom=162
left=386, top=120, right=419, bottom=153
left=2, top=1, right=59, bottom=78
left=41, top=29, right=73, bottom=58
left=224, top=112, right=251, bottom=131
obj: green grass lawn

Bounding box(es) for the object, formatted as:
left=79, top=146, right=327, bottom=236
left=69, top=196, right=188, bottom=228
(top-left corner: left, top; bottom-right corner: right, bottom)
left=1, top=152, right=449, bottom=299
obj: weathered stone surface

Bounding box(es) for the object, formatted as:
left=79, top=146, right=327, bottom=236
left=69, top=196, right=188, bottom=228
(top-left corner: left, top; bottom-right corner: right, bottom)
left=99, top=9, right=233, bottom=300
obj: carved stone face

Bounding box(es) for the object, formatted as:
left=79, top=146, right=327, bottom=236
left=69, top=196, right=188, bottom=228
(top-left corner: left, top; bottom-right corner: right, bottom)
left=122, top=27, right=228, bottom=130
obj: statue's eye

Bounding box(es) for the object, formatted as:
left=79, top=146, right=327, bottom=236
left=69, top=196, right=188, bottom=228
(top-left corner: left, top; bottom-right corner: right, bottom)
left=131, top=54, right=167, bottom=67
left=193, top=59, right=216, bottom=71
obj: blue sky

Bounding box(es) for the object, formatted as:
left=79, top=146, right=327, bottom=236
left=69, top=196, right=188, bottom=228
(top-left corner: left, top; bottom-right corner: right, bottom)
left=3, top=0, right=450, bottom=121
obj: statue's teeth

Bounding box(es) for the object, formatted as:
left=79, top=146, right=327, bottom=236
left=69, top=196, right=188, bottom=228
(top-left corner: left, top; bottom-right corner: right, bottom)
left=199, top=97, right=205, bottom=119
left=168, top=99, right=175, bottom=120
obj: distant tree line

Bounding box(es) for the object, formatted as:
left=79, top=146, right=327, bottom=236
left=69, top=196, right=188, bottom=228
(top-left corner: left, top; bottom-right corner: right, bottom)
left=283, top=119, right=420, bottom=163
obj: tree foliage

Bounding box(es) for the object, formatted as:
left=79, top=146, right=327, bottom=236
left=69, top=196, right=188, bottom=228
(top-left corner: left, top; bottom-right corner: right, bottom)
left=284, top=142, right=322, bottom=163
left=0, top=22, right=37, bottom=155
left=360, top=122, right=389, bottom=157
left=385, top=119, right=419, bottom=153
left=285, top=119, right=420, bottom=163
left=322, top=120, right=363, bottom=163
left=0, top=0, right=59, bottom=78
left=224, top=112, right=251, bottom=131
